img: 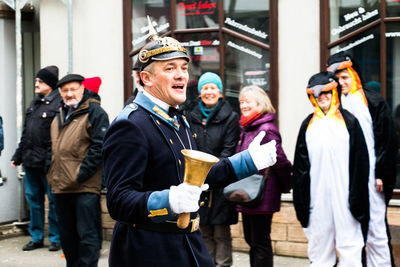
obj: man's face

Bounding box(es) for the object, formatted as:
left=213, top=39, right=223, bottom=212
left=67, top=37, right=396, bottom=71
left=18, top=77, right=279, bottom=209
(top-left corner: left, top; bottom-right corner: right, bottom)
left=316, top=91, right=332, bottom=114
left=141, top=58, right=189, bottom=107
left=35, top=78, right=53, bottom=96
left=336, top=69, right=353, bottom=95
left=59, top=81, right=85, bottom=107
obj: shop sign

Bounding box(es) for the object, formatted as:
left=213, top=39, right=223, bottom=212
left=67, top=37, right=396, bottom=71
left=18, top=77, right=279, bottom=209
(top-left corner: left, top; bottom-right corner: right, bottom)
left=386, top=32, right=400, bottom=38
left=225, top=17, right=267, bottom=39
left=194, top=46, right=203, bottom=55
left=227, top=41, right=262, bottom=59
left=243, top=70, right=268, bottom=91
left=132, top=22, right=170, bottom=46
left=334, top=34, right=374, bottom=53
left=180, top=40, right=220, bottom=47
left=331, top=7, right=378, bottom=36
left=177, top=0, right=217, bottom=16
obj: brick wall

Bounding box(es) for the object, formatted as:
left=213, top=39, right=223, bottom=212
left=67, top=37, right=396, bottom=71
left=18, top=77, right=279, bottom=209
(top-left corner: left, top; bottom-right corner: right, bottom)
left=100, top=194, right=400, bottom=264
left=231, top=201, right=308, bottom=257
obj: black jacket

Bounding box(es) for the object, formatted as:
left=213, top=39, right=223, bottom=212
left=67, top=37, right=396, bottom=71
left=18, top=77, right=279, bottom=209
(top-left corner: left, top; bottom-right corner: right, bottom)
left=188, top=100, right=240, bottom=225
left=293, top=108, right=370, bottom=234
left=12, top=89, right=61, bottom=169
left=363, top=87, right=397, bottom=204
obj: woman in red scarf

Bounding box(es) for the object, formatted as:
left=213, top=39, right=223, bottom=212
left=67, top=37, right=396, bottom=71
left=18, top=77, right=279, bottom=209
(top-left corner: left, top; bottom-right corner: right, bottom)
left=236, top=85, right=292, bottom=267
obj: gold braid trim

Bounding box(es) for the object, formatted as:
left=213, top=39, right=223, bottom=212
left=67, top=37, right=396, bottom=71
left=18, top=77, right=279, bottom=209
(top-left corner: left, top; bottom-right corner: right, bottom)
left=139, top=47, right=188, bottom=63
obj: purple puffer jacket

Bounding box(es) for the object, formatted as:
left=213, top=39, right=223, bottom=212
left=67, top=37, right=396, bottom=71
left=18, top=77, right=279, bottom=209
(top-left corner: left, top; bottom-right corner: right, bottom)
left=236, top=113, right=293, bottom=214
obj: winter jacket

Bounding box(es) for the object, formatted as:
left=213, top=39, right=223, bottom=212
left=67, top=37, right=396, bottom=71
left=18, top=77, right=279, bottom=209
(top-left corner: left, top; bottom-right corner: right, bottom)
left=47, top=89, right=109, bottom=195
left=235, top=113, right=293, bottom=214
left=11, top=89, right=61, bottom=169
left=188, top=100, right=240, bottom=225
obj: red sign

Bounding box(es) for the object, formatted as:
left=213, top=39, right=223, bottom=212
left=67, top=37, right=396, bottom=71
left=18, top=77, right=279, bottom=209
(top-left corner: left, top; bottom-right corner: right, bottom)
left=177, top=1, right=217, bottom=16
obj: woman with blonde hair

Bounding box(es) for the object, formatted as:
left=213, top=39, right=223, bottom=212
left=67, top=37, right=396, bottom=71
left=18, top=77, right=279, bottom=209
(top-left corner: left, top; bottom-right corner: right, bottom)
left=236, top=85, right=292, bottom=267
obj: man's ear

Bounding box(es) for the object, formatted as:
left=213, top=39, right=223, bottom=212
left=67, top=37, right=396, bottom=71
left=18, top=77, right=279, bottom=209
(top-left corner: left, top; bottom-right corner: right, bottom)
left=140, top=71, right=152, bottom=87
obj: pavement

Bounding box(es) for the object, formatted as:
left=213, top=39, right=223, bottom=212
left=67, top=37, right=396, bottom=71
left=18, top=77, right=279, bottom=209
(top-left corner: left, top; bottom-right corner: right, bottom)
left=0, top=235, right=310, bottom=267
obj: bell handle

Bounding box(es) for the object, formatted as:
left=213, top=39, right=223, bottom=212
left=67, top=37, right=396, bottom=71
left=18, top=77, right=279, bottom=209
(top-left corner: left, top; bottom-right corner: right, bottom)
left=177, top=213, right=191, bottom=229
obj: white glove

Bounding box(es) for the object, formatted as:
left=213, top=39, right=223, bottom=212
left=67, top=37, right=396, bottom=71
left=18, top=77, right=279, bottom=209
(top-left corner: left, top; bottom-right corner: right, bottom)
left=169, top=182, right=209, bottom=214
left=248, top=131, right=277, bottom=170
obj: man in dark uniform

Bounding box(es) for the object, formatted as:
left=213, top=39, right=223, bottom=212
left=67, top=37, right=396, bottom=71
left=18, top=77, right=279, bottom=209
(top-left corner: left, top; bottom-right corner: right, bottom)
left=327, top=52, right=397, bottom=267
left=102, top=18, right=277, bottom=267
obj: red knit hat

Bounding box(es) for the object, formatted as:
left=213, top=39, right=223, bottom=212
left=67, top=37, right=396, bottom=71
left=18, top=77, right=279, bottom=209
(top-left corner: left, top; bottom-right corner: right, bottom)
left=82, top=77, right=101, bottom=94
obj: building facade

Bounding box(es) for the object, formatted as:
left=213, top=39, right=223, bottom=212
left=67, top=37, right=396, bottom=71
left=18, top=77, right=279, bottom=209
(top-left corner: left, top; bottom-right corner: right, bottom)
left=1, top=0, right=399, bottom=260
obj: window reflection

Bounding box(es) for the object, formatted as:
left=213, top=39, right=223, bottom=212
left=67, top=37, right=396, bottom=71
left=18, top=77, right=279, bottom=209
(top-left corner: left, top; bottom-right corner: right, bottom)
left=386, top=23, right=400, bottom=188
left=387, top=0, right=400, bottom=17
left=224, top=0, right=269, bottom=44
left=329, top=0, right=379, bottom=42
left=131, top=0, right=171, bottom=51
left=175, top=0, right=219, bottom=30
left=330, top=27, right=380, bottom=89
left=176, top=33, right=221, bottom=112
left=224, top=35, right=270, bottom=113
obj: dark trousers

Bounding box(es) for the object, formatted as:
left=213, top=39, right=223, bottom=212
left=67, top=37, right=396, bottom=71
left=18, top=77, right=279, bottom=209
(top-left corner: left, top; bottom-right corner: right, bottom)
left=242, top=213, right=273, bottom=267
left=55, top=193, right=102, bottom=267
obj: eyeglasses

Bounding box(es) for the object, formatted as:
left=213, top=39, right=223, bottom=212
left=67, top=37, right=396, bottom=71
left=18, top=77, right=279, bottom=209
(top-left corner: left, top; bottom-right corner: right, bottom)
left=59, top=87, right=81, bottom=94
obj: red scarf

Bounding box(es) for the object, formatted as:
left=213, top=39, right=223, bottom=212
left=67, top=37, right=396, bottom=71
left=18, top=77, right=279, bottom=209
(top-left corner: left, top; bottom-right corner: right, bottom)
left=239, top=112, right=262, bottom=127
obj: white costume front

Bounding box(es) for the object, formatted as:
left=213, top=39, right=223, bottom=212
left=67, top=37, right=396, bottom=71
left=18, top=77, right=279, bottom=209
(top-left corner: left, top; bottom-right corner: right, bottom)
left=342, top=93, right=390, bottom=267
left=293, top=73, right=369, bottom=267
left=304, top=115, right=364, bottom=267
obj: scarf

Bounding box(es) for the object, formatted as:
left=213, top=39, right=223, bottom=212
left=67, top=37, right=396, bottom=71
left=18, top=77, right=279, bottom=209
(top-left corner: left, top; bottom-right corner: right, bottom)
left=199, top=100, right=220, bottom=125
left=239, top=112, right=262, bottom=127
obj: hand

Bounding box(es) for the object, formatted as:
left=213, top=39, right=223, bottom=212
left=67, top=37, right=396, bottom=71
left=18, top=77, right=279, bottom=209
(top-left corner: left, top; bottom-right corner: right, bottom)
left=375, top=178, right=383, bottom=192
left=169, top=182, right=209, bottom=214
left=248, top=131, right=277, bottom=170
left=11, top=161, right=18, bottom=168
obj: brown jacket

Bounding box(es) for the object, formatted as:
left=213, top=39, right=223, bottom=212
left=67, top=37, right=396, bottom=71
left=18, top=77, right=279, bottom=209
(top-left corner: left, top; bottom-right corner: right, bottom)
left=47, top=92, right=109, bottom=194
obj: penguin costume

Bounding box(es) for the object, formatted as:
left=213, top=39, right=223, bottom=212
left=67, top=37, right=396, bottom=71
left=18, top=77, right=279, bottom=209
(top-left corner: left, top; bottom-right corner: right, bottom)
left=293, top=71, right=370, bottom=267
left=327, top=52, right=397, bottom=267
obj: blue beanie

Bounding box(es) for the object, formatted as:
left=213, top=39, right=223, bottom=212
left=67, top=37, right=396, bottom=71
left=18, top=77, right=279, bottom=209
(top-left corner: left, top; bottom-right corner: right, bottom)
left=197, top=72, right=223, bottom=93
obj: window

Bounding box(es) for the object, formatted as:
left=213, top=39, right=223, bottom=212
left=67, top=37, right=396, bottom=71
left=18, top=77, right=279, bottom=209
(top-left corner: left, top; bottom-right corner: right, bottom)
left=175, top=0, right=219, bottom=29
left=321, top=0, right=400, bottom=193
left=123, top=0, right=278, bottom=115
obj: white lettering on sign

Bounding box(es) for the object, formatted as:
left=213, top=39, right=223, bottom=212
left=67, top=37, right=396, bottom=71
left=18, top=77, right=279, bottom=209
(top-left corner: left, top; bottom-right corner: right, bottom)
left=224, top=17, right=268, bottom=39
left=133, top=22, right=170, bottom=46
left=386, top=32, right=400, bottom=38
left=246, top=78, right=267, bottom=86
left=180, top=40, right=220, bottom=47
left=227, top=41, right=262, bottom=59
left=331, top=8, right=378, bottom=36
left=334, top=34, right=374, bottom=53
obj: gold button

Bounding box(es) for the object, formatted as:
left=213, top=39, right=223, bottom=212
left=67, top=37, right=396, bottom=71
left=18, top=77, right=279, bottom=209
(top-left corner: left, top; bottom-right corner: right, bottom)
left=193, top=133, right=197, bottom=139
left=170, top=139, right=173, bottom=144
left=156, top=120, right=160, bottom=125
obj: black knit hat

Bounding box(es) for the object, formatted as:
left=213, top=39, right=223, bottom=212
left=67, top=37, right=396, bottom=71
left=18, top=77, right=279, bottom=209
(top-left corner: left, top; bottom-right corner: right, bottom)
left=36, top=65, right=59, bottom=89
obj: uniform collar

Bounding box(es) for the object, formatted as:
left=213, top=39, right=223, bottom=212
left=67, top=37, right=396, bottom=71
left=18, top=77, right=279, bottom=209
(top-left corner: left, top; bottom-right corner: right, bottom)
left=134, top=91, right=189, bottom=130
left=143, top=90, right=171, bottom=111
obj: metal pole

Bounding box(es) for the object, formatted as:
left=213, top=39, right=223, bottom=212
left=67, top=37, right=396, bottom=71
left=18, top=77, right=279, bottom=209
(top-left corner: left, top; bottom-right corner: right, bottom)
left=15, top=0, right=28, bottom=223
left=67, top=0, right=72, bottom=73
